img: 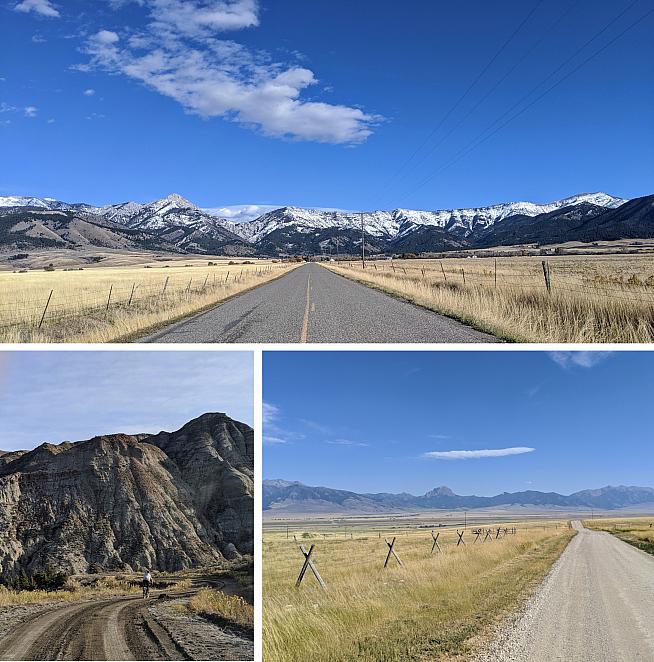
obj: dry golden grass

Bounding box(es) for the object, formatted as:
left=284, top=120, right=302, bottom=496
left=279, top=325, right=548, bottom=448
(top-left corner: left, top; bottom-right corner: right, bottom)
left=263, top=522, right=574, bottom=662
left=0, top=575, right=141, bottom=607
left=187, top=588, right=254, bottom=629
left=0, top=260, right=299, bottom=342
left=326, top=254, right=654, bottom=342
left=583, top=517, right=654, bottom=555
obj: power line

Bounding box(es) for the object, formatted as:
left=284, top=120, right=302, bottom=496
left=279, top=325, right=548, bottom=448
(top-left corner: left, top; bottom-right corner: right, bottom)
left=383, top=0, right=579, bottom=201
left=378, top=0, right=546, bottom=196
left=397, top=0, right=651, bottom=203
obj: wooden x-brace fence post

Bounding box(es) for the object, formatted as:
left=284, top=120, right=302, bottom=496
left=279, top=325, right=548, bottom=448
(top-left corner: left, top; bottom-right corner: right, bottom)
left=384, top=537, right=403, bottom=568
left=456, top=530, right=466, bottom=546
left=431, top=531, right=442, bottom=554
left=496, top=527, right=502, bottom=539
left=295, top=544, right=326, bottom=589
left=473, top=529, right=482, bottom=544
left=484, top=529, right=493, bottom=542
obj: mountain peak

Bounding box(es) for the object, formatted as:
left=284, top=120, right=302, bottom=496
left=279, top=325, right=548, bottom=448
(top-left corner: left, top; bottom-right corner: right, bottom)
left=158, top=192, right=197, bottom=209
left=424, top=485, right=456, bottom=497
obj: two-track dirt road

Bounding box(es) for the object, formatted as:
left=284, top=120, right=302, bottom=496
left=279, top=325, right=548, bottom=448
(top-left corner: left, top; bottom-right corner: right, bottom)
left=0, top=588, right=252, bottom=661
left=139, top=262, right=497, bottom=343
left=481, top=520, right=654, bottom=662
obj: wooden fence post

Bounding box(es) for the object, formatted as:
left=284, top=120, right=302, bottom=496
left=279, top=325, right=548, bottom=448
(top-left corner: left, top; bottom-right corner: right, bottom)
left=128, top=282, right=136, bottom=306
left=494, top=259, right=497, bottom=288
left=456, top=530, right=466, bottom=546
left=461, top=268, right=466, bottom=286
left=38, top=290, right=54, bottom=328
left=295, top=544, right=326, bottom=589
left=431, top=531, right=442, bottom=554
left=105, top=284, right=113, bottom=311
left=162, top=276, right=169, bottom=295
left=542, top=260, right=551, bottom=293
left=384, top=537, right=403, bottom=568
left=440, top=261, right=447, bottom=282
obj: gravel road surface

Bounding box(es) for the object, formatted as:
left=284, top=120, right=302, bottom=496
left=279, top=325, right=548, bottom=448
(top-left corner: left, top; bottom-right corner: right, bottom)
left=478, top=520, right=654, bottom=662
left=0, top=590, right=251, bottom=661
left=139, top=263, right=497, bottom=343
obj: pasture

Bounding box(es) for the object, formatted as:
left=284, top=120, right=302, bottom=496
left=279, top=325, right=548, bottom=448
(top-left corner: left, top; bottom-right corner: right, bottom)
left=583, top=517, right=654, bottom=555
left=0, top=258, right=298, bottom=342
left=326, top=253, right=654, bottom=342
left=263, top=518, right=575, bottom=662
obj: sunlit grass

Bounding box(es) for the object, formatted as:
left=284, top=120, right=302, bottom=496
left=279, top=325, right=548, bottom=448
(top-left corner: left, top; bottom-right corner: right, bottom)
left=264, top=522, right=574, bottom=661
left=326, top=254, right=654, bottom=342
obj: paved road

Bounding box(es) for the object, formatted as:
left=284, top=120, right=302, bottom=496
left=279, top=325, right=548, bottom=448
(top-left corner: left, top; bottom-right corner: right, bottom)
left=140, top=263, right=497, bottom=343
left=485, top=521, right=654, bottom=662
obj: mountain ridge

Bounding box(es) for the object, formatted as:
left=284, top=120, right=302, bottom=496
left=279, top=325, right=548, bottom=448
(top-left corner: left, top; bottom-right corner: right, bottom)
left=263, top=479, right=654, bottom=514
left=2, top=192, right=652, bottom=257
left=0, top=412, right=253, bottom=581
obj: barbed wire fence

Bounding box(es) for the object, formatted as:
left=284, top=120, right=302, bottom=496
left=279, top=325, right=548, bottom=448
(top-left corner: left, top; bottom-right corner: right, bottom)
left=0, top=263, right=290, bottom=338
left=333, top=259, right=654, bottom=307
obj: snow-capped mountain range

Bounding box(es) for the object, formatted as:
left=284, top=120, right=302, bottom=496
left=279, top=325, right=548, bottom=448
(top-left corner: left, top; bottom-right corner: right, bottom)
left=1, top=191, right=647, bottom=255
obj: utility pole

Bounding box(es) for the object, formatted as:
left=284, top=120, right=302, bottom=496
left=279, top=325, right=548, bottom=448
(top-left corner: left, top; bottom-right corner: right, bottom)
left=361, top=212, right=366, bottom=269
left=464, top=511, right=467, bottom=530
left=335, top=236, right=340, bottom=261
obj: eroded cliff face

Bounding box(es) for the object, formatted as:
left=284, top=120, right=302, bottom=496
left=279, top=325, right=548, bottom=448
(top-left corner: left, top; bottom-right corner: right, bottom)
left=0, top=413, right=253, bottom=580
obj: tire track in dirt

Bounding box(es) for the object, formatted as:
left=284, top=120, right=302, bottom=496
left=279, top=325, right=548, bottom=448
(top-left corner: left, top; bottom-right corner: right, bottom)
left=0, top=594, right=188, bottom=661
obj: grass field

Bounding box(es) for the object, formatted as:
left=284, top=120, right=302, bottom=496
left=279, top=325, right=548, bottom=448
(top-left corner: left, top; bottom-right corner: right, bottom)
left=263, top=520, right=575, bottom=662
left=326, top=253, right=654, bottom=342
left=0, top=259, right=298, bottom=342
left=583, top=517, right=654, bottom=555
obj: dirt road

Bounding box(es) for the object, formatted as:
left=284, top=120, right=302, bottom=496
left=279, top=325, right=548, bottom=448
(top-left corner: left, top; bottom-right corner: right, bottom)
left=481, top=520, right=654, bottom=661
left=0, top=590, right=252, bottom=661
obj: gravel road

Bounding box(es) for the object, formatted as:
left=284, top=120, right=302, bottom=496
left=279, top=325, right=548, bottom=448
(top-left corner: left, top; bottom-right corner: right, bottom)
left=139, top=263, right=497, bottom=343
left=478, top=520, right=654, bottom=662
left=0, top=589, right=252, bottom=661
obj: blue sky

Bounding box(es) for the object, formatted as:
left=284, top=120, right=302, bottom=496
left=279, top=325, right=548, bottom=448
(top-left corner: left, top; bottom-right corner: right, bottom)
left=263, top=350, right=653, bottom=496
left=1, top=0, right=652, bottom=214
left=0, top=350, right=253, bottom=451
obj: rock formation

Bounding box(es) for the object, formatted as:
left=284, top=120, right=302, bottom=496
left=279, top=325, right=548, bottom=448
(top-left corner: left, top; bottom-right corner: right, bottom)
left=0, top=413, right=253, bottom=581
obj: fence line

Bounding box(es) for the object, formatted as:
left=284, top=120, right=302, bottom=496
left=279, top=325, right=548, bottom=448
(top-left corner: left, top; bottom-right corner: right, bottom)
left=0, top=263, right=290, bottom=333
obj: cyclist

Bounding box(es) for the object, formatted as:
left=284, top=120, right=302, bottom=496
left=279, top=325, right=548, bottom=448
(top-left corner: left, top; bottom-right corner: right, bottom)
left=142, top=569, right=152, bottom=598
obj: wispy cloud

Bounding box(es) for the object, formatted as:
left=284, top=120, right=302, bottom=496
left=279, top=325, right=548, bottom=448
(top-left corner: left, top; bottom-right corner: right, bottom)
left=14, top=0, right=59, bottom=18
left=423, top=447, right=535, bottom=460
left=83, top=88, right=96, bottom=96
left=548, top=351, right=612, bottom=369
left=429, top=434, right=451, bottom=439
left=24, top=106, right=38, bottom=117
left=263, top=401, right=304, bottom=445
left=326, top=438, right=369, bottom=448
left=262, top=401, right=278, bottom=425
left=80, top=0, right=380, bottom=144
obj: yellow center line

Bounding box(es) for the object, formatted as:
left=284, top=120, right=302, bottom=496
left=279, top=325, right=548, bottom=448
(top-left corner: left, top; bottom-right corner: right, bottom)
left=300, top=272, right=311, bottom=343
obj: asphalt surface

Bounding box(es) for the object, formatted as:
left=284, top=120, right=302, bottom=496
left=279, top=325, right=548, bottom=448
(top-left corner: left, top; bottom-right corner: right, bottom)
left=139, top=263, right=497, bottom=343
left=481, top=521, right=654, bottom=662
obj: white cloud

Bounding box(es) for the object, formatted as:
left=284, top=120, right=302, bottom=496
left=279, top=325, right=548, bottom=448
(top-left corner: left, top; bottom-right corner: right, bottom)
left=47, top=118, right=55, bottom=123
left=24, top=106, right=38, bottom=117
left=31, top=34, right=47, bottom=43
left=14, top=0, right=60, bottom=18
left=203, top=204, right=280, bottom=222
left=0, top=103, right=16, bottom=113
left=83, top=88, right=96, bottom=96
left=147, top=0, right=260, bottom=38
left=262, top=401, right=278, bottom=425
left=424, top=447, right=535, bottom=460
left=326, top=439, right=369, bottom=447
left=548, top=351, right=613, bottom=369
left=82, top=1, right=380, bottom=144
